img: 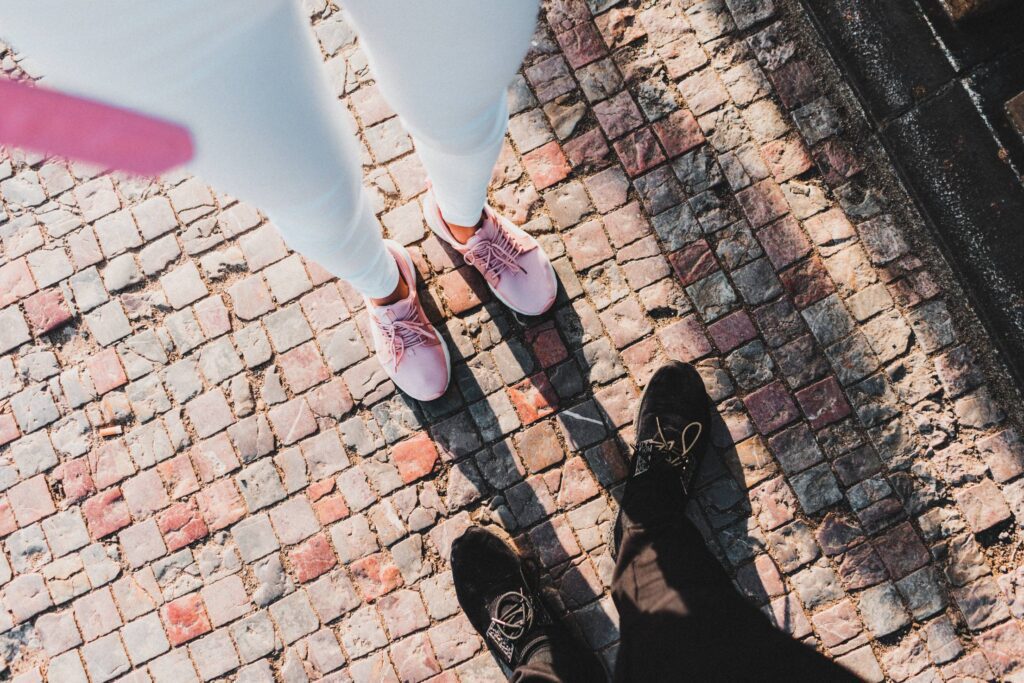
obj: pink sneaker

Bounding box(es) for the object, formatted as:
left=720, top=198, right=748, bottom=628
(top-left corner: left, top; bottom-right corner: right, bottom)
left=366, top=241, right=451, bottom=402
left=424, top=191, right=558, bottom=316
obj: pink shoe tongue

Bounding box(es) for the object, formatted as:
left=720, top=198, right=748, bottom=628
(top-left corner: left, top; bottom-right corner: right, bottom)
left=464, top=218, right=499, bottom=252
left=376, top=296, right=417, bottom=323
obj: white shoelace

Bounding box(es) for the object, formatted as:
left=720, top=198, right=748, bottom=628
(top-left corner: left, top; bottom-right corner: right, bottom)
left=634, top=417, right=703, bottom=484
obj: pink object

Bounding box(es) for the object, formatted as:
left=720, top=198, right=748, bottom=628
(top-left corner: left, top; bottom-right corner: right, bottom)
left=425, top=190, right=558, bottom=317
left=0, top=78, right=193, bottom=175
left=367, top=240, right=452, bottom=402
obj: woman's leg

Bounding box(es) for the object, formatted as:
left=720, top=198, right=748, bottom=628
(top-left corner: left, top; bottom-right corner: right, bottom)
left=0, top=0, right=454, bottom=401
left=341, top=1, right=558, bottom=317
left=341, top=0, right=540, bottom=227
left=0, top=0, right=399, bottom=298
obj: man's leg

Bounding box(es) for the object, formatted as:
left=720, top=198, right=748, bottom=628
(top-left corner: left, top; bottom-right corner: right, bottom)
left=608, top=362, right=858, bottom=681
left=509, top=635, right=603, bottom=683
left=450, top=527, right=605, bottom=683
left=612, top=461, right=858, bottom=681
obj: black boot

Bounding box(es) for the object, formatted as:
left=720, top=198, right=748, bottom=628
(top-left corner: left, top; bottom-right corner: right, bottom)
left=631, top=360, right=711, bottom=487
left=612, top=361, right=713, bottom=556
left=450, top=526, right=604, bottom=680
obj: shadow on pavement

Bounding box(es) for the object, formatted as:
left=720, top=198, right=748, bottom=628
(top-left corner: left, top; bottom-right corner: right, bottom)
left=380, top=252, right=791, bottom=677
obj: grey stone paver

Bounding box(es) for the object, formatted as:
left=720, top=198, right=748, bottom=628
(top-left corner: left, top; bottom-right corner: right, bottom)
left=122, top=612, right=171, bottom=666
left=1, top=2, right=1024, bottom=681
left=0, top=305, right=31, bottom=354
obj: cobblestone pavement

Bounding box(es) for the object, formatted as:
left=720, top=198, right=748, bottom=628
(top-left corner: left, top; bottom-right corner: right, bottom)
left=2, top=0, right=1024, bottom=681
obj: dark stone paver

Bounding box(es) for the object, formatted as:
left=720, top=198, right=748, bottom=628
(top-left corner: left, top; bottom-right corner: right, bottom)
left=1, top=1, right=1024, bottom=680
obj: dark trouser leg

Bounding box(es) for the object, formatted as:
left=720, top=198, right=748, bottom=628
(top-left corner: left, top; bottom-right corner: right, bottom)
left=611, top=461, right=858, bottom=682
left=508, top=632, right=607, bottom=682
left=509, top=654, right=563, bottom=682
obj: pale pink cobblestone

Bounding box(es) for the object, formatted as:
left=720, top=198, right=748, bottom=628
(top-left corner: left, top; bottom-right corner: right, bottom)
left=0, top=0, right=1023, bottom=680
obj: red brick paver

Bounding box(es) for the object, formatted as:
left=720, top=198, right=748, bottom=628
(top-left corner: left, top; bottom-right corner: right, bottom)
left=2, top=2, right=1024, bottom=681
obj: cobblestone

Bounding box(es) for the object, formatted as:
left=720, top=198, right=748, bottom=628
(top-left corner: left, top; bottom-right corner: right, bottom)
left=0, top=3, right=1019, bottom=680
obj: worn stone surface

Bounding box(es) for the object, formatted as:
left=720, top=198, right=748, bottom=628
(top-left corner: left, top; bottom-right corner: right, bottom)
left=0, top=2, right=1021, bottom=681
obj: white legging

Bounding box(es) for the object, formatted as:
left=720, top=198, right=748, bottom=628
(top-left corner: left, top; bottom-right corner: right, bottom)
left=0, top=0, right=539, bottom=298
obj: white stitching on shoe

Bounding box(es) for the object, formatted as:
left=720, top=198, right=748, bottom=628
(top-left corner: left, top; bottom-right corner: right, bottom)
left=485, top=589, right=535, bottom=662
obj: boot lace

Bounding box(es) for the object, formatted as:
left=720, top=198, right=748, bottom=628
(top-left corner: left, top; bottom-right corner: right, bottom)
left=489, top=589, right=535, bottom=641
left=374, top=310, right=434, bottom=369
left=463, top=213, right=532, bottom=286
left=634, top=417, right=703, bottom=488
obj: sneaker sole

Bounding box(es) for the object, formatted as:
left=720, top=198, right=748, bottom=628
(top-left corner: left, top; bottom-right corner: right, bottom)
left=424, top=196, right=557, bottom=317
left=483, top=258, right=558, bottom=317
left=386, top=240, right=452, bottom=402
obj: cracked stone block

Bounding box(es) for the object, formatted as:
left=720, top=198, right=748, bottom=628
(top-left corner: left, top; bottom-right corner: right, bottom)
left=122, top=612, right=170, bottom=666
left=190, top=629, right=240, bottom=680
left=766, top=519, right=820, bottom=573
left=733, top=259, right=778, bottom=307
left=953, top=576, right=1011, bottom=632
left=858, top=582, right=910, bottom=637
left=790, top=463, right=843, bottom=514
left=7, top=524, right=52, bottom=574
left=42, top=509, right=90, bottom=558
left=82, top=632, right=131, bottom=682
left=237, top=459, right=287, bottom=512
left=5, top=573, right=52, bottom=622
left=858, top=214, right=909, bottom=265
left=726, top=340, right=775, bottom=390
left=10, top=429, right=58, bottom=477
left=94, top=210, right=142, bottom=258
left=907, top=301, right=955, bottom=353
left=955, top=479, right=1012, bottom=534
left=232, top=615, right=279, bottom=666
left=160, top=592, right=212, bottom=646
left=9, top=384, right=58, bottom=435
left=230, top=511, right=279, bottom=564
left=36, top=609, right=83, bottom=657
left=247, top=557, right=292, bottom=610
left=790, top=560, right=844, bottom=611
left=132, top=196, right=178, bottom=239
left=977, top=429, right=1024, bottom=483
left=306, top=569, right=360, bottom=624
left=85, top=300, right=133, bottom=346
left=896, top=565, right=947, bottom=620
left=269, top=589, right=319, bottom=645
left=269, top=496, right=320, bottom=546
left=265, top=254, right=313, bottom=304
